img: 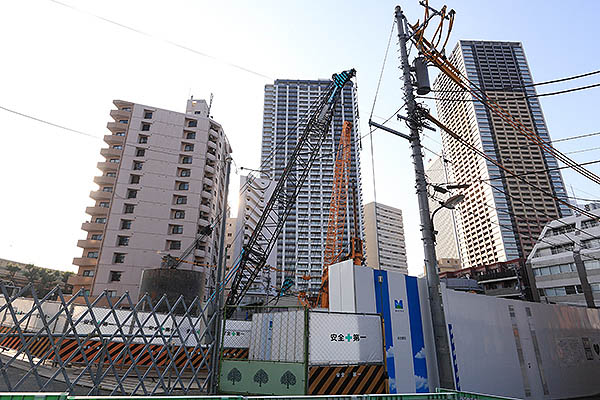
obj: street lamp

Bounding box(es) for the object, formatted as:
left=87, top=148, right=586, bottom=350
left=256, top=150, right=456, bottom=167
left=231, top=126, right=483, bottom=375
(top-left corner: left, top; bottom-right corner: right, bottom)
left=431, top=194, right=465, bottom=240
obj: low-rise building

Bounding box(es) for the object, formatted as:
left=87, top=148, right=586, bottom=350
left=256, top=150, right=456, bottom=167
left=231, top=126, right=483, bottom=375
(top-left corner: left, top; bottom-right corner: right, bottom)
left=527, top=203, right=600, bottom=307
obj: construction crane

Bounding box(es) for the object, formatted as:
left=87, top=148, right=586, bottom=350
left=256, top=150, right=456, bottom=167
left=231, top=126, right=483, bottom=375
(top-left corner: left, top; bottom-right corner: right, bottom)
left=317, top=121, right=363, bottom=308
left=225, top=69, right=356, bottom=312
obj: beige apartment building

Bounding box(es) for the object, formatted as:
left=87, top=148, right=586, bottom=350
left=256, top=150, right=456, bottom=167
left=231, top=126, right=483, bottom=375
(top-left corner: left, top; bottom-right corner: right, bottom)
left=363, top=201, right=408, bottom=274
left=434, top=40, right=571, bottom=269
left=69, top=98, right=232, bottom=301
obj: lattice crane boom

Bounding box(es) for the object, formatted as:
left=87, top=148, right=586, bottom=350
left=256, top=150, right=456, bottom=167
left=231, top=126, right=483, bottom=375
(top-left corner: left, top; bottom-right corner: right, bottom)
left=225, top=69, right=356, bottom=311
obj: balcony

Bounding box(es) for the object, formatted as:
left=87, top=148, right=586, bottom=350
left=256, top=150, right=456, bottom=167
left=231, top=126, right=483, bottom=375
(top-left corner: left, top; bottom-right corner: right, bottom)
left=107, top=121, right=128, bottom=133
left=100, top=147, right=122, bottom=158
left=207, top=140, right=217, bottom=150
left=85, top=206, right=109, bottom=216
left=73, top=257, right=98, bottom=267
left=203, top=177, right=214, bottom=187
left=93, top=175, right=116, bottom=185
left=97, top=161, right=118, bottom=171
left=90, top=190, right=112, bottom=200
left=201, top=190, right=212, bottom=198
left=104, top=134, right=125, bottom=145
left=205, top=165, right=215, bottom=174
left=110, top=109, right=131, bottom=120
left=194, top=249, right=206, bottom=258
left=199, top=204, right=211, bottom=213
left=206, top=152, right=216, bottom=161
left=81, top=222, right=105, bottom=231
left=198, top=213, right=210, bottom=223
left=68, top=274, right=94, bottom=287
left=113, top=100, right=133, bottom=109
left=77, top=239, right=101, bottom=249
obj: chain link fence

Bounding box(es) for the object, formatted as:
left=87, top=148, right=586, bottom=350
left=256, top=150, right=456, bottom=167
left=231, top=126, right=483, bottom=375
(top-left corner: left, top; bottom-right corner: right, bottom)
left=0, top=283, right=220, bottom=395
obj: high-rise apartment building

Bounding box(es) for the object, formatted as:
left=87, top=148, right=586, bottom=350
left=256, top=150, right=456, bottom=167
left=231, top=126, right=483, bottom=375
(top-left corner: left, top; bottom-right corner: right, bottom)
left=433, top=40, right=571, bottom=269
left=69, top=99, right=232, bottom=301
left=224, top=217, right=237, bottom=268
left=425, top=155, right=461, bottom=263
left=231, top=175, right=278, bottom=302
left=363, top=202, right=408, bottom=274
left=260, top=78, right=362, bottom=293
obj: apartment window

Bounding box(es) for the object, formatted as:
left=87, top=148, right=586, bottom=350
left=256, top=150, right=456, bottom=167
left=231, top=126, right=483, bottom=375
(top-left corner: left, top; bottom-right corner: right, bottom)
left=107, top=290, right=118, bottom=298
left=122, top=107, right=131, bottom=111
left=186, top=132, right=196, bottom=139
left=95, top=217, right=106, bottom=223
left=106, top=172, right=116, bottom=177
left=83, top=269, right=95, bottom=277
left=127, top=189, right=138, bottom=199
left=180, top=169, right=191, bottom=177
left=117, top=236, right=130, bottom=246
left=171, top=225, right=183, bottom=234
left=109, top=271, right=122, bottom=282
left=136, top=148, right=146, bottom=157
left=144, top=111, right=153, bottom=119
left=138, top=135, right=148, bottom=144
left=184, top=143, right=194, bottom=151
left=130, top=174, right=141, bottom=184
left=119, top=119, right=128, bottom=124
left=124, top=204, right=135, bottom=214
left=86, top=251, right=98, bottom=259
left=178, top=182, right=189, bottom=190
left=169, top=240, right=182, bottom=250
left=173, top=210, right=185, bottom=219
left=109, top=159, right=120, bottom=163
left=99, top=201, right=109, bottom=208
left=115, top=132, right=125, bottom=137
left=113, top=145, right=123, bottom=150
left=120, top=219, right=132, bottom=229
left=102, top=187, right=113, bottom=192
left=133, top=161, right=143, bottom=171
left=187, top=120, right=197, bottom=127
left=113, top=253, right=125, bottom=264
left=91, top=234, right=103, bottom=240
left=181, top=156, right=192, bottom=164
left=175, top=196, right=187, bottom=205
left=141, top=123, right=150, bottom=131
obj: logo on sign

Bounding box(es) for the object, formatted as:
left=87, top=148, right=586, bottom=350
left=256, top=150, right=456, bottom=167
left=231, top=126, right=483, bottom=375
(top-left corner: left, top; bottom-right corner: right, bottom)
left=394, top=299, right=404, bottom=311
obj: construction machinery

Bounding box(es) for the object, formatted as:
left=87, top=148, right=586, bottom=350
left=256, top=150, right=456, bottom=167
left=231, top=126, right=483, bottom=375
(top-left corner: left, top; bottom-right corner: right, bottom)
left=225, top=69, right=356, bottom=312
left=317, top=121, right=363, bottom=308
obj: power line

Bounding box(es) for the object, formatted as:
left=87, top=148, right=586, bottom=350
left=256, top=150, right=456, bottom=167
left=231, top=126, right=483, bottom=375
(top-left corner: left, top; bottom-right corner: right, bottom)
left=48, top=0, right=273, bottom=81
left=484, top=159, right=600, bottom=182
left=553, top=131, right=600, bottom=143
left=432, top=68, right=600, bottom=93
left=420, top=81, right=600, bottom=101
left=564, top=146, right=600, bottom=155
left=0, top=105, right=102, bottom=140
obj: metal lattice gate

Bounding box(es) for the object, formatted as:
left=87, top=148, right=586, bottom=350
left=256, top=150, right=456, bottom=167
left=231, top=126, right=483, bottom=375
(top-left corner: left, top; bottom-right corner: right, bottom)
left=0, top=283, right=221, bottom=395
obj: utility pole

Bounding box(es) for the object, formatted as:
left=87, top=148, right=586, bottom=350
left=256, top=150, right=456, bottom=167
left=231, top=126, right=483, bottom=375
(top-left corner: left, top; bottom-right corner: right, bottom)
left=573, top=248, right=596, bottom=308
left=209, top=157, right=231, bottom=393
left=395, top=5, right=455, bottom=389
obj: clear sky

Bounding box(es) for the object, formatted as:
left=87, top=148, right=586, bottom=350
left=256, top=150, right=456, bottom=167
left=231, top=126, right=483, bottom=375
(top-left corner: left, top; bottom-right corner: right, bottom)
left=1, top=1, right=599, bottom=276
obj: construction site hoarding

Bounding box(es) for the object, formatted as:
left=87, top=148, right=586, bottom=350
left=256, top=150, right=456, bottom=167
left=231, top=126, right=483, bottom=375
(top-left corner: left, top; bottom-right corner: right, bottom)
left=223, top=319, right=252, bottom=348
left=219, top=359, right=305, bottom=395
left=442, top=286, right=600, bottom=399
left=308, top=311, right=383, bottom=365
left=249, top=309, right=305, bottom=362
left=328, top=262, right=438, bottom=394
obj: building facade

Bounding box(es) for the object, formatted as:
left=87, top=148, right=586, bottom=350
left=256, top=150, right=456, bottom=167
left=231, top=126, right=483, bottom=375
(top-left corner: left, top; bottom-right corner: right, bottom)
left=70, top=99, right=232, bottom=301
left=224, top=217, right=237, bottom=268
left=528, top=203, right=600, bottom=307
left=363, top=202, right=408, bottom=274
left=425, top=155, right=462, bottom=263
left=434, top=40, right=571, bottom=269
left=260, top=78, right=363, bottom=294
left=231, top=175, right=278, bottom=302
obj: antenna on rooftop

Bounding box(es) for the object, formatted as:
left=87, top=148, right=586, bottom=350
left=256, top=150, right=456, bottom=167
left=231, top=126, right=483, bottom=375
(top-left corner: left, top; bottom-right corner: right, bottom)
left=208, top=93, right=214, bottom=118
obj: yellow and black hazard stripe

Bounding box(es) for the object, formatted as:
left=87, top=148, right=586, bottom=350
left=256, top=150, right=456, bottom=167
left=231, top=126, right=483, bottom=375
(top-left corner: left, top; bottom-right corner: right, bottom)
left=222, top=347, right=249, bottom=359
left=308, top=364, right=387, bottom=395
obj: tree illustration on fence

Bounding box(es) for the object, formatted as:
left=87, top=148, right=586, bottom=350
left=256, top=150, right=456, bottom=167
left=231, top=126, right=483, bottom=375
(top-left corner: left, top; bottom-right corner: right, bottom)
left=253, top=369, right=269, bottom=387
left=227, top=368, right=242, bottom=385
left=280, top=370, right=296, bottom=389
